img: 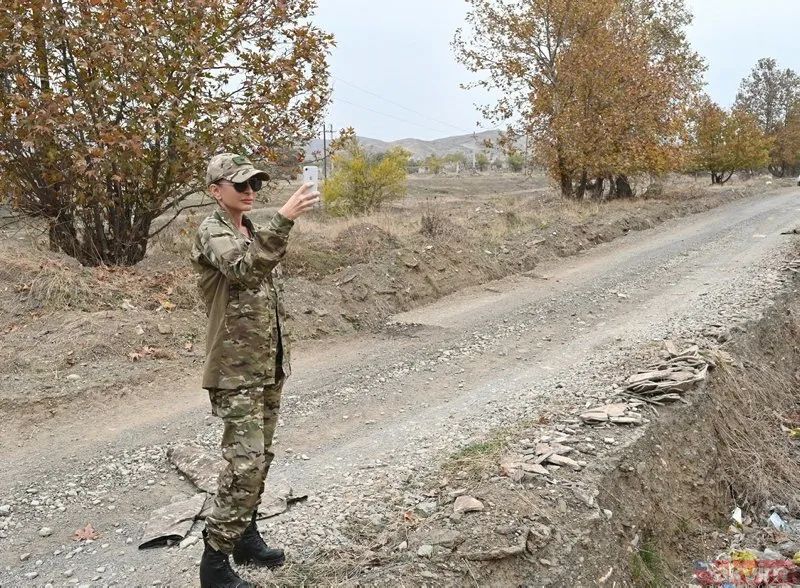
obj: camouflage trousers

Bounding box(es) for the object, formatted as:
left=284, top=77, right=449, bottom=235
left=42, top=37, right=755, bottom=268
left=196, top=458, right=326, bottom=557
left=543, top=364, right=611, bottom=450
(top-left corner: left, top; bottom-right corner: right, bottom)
left=204, top=372, right=284, bottom=554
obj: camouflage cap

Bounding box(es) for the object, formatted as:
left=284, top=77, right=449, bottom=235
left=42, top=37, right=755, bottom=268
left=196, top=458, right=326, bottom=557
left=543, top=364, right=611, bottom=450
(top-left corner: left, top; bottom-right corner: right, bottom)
left=206, top=153, right=270, bottom=185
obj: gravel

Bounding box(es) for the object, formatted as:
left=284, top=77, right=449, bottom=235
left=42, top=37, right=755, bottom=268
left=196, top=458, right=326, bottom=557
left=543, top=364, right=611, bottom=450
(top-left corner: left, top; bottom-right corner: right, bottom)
left=1, top=191, right=797, bottom=586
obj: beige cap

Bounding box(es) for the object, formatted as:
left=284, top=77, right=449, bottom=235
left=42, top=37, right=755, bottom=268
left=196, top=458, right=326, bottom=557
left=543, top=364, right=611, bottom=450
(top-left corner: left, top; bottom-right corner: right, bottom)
left=206, top=153, right=270, bottom=185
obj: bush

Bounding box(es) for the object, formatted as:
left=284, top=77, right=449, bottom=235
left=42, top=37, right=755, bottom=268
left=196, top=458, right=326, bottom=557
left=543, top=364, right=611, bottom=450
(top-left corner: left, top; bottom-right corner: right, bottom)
left=322, top=142, right=411, bottom=216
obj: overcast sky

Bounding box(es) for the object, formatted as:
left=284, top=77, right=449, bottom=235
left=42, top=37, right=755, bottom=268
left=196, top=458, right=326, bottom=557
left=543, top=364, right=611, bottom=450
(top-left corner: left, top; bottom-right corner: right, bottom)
left=314, top=0, right=799, bottom=142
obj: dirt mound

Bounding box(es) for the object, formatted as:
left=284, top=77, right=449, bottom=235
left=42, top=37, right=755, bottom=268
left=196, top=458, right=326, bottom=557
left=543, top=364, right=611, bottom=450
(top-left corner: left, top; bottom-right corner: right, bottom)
left=334, top=223, right=400, bottom=257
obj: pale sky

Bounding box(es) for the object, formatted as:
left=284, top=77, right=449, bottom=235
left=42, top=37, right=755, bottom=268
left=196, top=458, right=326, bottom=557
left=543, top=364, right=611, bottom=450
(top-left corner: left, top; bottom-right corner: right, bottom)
left=314, top=0, right=799, bottom=142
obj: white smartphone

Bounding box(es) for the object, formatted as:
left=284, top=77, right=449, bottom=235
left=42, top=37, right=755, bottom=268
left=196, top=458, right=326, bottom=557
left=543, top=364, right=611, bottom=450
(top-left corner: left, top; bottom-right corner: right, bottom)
left=302, top=165, right=319, bottom=193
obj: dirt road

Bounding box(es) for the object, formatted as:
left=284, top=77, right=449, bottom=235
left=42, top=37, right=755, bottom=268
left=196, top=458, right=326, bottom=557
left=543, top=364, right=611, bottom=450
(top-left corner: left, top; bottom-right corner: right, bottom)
left=1, top=187, right=798, bottom=587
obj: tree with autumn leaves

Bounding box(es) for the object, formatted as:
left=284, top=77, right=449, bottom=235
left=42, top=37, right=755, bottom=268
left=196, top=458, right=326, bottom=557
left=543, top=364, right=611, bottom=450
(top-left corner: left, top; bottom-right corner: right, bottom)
left=0, top=0, right=333, bottom=266
left=734, top=58, right=800, bottom=178
left=689, top=101, right=770, bottom=185
left=454, top=0, right=705, bottom=198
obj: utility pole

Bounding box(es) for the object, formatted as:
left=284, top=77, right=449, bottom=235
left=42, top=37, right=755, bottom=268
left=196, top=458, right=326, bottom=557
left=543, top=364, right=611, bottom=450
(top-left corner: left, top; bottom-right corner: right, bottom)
left=322, top=124, right=328, bottom=180
left=328, top=124, right=334, bottom=175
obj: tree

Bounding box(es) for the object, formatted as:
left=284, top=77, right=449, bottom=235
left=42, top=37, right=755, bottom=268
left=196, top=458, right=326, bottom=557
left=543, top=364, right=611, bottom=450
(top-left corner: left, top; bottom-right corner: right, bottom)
left=322, top=141, right=411, bottom=216
left=735, top=58, right=800, bottom=177
left=507, top=153, right=524, bottom=172
left=453, top=0, right=703, bottom=198
left=0, top=0, right=333, bottom=266
left=424, top=154, right=446, bottom=175
left=475, top=152, right=489, bottom=171
left=445, top=152, right=467, bottom=172
left=771, top=106, right=800, bottom=177
left=691, top=101, right=770, bottom=184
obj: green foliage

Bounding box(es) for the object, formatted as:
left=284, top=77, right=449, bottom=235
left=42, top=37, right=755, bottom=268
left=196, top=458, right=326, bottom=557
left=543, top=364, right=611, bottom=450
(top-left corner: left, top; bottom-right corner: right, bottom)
left=322, top=142, right=411, bottom=216
left=445, top=152, right=468, bottom=167
left=475, top=152, right=489, bottom=171
left=507, top=153, right=525, bottom=172
left=0, top=0, right=332, bottom=266
left=424, top=154, right=446, bottom=175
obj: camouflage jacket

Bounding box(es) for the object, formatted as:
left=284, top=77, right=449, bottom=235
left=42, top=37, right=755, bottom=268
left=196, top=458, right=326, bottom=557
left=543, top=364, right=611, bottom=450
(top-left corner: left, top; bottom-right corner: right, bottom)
left=190, top=208, right=293, bottom=390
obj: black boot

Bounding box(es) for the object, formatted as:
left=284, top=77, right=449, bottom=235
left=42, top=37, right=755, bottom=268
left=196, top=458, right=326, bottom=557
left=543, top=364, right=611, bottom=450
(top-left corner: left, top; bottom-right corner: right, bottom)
left=200, top=530, right=253, bottom=588
left=232, top=512, right=286, bottom=568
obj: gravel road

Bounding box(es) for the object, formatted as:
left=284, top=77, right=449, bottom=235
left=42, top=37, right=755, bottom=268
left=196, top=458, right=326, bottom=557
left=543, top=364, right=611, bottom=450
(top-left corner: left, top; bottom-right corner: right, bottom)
left=1, top=188, right=798, bottom=587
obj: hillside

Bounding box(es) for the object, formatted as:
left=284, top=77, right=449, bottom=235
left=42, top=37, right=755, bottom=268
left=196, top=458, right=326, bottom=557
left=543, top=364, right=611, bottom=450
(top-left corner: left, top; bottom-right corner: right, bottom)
left=305, top=129, right=502, bottom=160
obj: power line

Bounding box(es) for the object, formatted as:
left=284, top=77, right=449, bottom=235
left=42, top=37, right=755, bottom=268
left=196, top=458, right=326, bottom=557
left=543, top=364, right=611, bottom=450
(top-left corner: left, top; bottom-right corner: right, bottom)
left=332, top=96, right=457, bottom=136
left=332, top=76, right=477, bottom=135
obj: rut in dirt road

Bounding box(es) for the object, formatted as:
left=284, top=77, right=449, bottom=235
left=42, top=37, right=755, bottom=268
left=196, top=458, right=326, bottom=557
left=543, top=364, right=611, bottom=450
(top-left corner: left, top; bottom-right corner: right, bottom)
left=0, top=189, right=798, bottom=587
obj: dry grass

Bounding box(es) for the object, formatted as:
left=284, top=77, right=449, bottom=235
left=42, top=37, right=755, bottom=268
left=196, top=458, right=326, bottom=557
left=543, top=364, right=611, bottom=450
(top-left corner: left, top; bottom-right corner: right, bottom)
left=0, top=243, right=200, bottom=312
left=709, top=299, right=800, bottom=511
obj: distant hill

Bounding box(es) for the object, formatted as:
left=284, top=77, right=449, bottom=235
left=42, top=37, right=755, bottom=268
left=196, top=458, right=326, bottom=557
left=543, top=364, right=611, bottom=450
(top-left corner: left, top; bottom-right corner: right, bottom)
left=305, top=129, right=504, bottom=161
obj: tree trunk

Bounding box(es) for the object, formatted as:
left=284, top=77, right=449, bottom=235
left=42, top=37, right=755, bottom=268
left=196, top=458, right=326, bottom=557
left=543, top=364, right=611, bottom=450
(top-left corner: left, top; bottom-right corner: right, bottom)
left=768, top=164, right=786, bottom=178
left=48, top=206, right=151, bottom=266
left=615, top=175, right=634, bottom=198
left=559, top=168, right=573, bottom=198
left=607, top=176, right=617, bottom=199
left=591, top=177, right=604, bottom=199
left=555, top=148, right=573, bottom=198
left=48, top=212, right=79, bottom=258
left=576, top=170, right=588, bottom=199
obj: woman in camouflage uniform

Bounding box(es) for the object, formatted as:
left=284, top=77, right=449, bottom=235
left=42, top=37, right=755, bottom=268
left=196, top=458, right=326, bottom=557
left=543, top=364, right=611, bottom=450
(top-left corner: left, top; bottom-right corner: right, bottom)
left=191, top=153, right=318, bottom=588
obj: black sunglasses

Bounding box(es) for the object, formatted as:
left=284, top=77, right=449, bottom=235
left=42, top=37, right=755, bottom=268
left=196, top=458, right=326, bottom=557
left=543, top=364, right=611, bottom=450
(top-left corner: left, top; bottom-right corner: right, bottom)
left=217, top=177, right=263, bottom=193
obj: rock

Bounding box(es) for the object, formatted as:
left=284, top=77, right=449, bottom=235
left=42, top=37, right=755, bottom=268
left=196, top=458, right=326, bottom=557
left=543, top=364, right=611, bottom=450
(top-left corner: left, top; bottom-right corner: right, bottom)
left=536, top=443, right=572, bottom=456
left=573, top=487, right=597, bottom=508
left=96, top=566, right=106, bottom=573
left=0, top=505, right=11, bottom=516
left=776, top=541, right=800, bottom=558
left=396, top=541, right=408, bottom=551
left=417, top=544, right=434, bottom=558
left=664, top=340, right=680, bottom=357
left=453, top=496, right=484, bottom=514
left=416, top=502, right=438, bottom=516
left=24, top=572, right=39, bottom=580
left=38, top=527, right=53, bottom=537
left=63, top=569, right=74, bottom=577
left=423, top=529, right=463, bottom=549
left=494, top=525, right=516, bottom=536
left=546, top=454, right=582, bottom=471
left=65, top=374, right=81, bottom=381
left=20, top=553, right=31, bottom=561
left=526, top=522, right=553, bottom=551
left=179, top=536, right=199, bottom=549
left=157, top=324, right=173, bottom=335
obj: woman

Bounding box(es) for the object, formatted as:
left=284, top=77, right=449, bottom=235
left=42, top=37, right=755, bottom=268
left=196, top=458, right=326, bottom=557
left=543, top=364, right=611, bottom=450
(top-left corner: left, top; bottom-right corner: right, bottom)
left=190, top=153, right=318, bottom=588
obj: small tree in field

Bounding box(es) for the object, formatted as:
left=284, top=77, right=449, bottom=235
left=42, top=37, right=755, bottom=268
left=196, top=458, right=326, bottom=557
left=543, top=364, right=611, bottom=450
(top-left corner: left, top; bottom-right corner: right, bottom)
left=424, top=154, right=446, bottom=175
left=322, top=142, right=411, bottom=216
left=507, top=153, right=524, bottom=172
left=0, top=0, right=333, bottom=266
left=475, top=152, right=489, bottom=171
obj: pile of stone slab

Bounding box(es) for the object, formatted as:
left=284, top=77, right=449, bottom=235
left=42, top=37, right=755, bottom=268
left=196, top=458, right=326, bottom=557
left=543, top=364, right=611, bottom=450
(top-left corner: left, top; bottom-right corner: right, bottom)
left=500, top=434, right=587, bottom=481
left=579, top=402, right=646, bottom=425
left=621, top=342, right=709, bottom=403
